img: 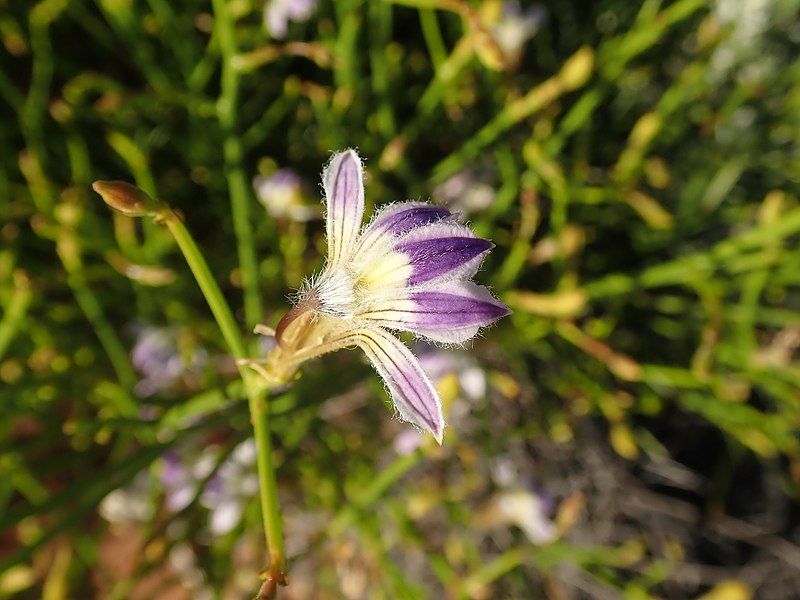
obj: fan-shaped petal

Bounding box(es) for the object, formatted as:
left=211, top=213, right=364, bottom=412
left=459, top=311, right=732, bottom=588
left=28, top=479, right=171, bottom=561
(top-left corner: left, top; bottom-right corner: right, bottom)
left=323, top=149, right=365, bottom=267
left=393, top=222, right=493, bottom=286
left=359, top=281, right=509, bottom=343
left=354, top=327, right=444, bottom=442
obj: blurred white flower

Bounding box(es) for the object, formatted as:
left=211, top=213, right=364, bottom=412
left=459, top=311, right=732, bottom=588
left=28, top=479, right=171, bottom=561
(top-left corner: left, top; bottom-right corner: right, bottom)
left=711, top=0, right=776, bottom=81
left=433, top=168, right=496, bottom=216
left=264, top=0, right=318, bottom=39
left=491, top=1, right=546, bottom=67
left=200, top=440, right=259, bottom=536
left=417, top=347, right=488, bottom=403
left=494, top=489, right=557, bottom=544
left=169, top=543, right=215, bottom=600
left=160, top=441, right=258, bottom=536
left=714, top=0, right=771, bottom=50
left=99, top=471, right=154, bottom=523
left=480, top=488, right=557, bottom=545
left=253, top=169, right=319, bottom=222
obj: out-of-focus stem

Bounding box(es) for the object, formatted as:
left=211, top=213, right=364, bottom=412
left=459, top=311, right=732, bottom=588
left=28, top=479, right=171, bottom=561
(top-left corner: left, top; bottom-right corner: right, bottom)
left=211, top=0, right=263, bottom=328
left=55, top=223, right=138, bottom=411
left=0, top=273, right=33, bottom=362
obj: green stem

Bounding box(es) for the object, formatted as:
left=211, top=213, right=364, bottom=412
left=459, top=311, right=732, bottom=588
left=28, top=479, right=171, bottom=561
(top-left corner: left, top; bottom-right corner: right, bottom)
left=163, top=215, right=247, bottom=360
left=22, top=7, right=138, bottom=408
left=0, top=276, right=33, bottom=362
left=328, top=451, right=421, bottom=537
left=211, top=0, right=263, bottom=329
left=418, top=8, right=446, bottom=69
left=160, top=212, right=286, bottom=584
left=67, top=269, right=139, bottom=400
left=460, top=547, right=526, bottom=598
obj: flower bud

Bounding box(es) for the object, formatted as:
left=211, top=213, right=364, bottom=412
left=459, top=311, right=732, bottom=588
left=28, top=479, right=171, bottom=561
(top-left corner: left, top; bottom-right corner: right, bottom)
left=92, top=180, right=162, bottom=217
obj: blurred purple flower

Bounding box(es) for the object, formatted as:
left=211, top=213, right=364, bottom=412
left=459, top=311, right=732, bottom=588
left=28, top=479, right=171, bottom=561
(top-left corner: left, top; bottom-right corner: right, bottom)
left=130, top=326, right=208, bottom=397
left=161, top=446, right=217, bottom=512
left=393, top=428, right=424, bottom=455
left=200, top=440, right=259, bottom=536
left=253, top=169, right=319, bottom=222
left=263, top=0, right=318, bottom=39
left=433, top=168, right=496, bottom=215
left=160, top=441, right=258, bottom=536
left=393, top=347, right=489, bottom=454
left=418, top=346, right=488, bottom=403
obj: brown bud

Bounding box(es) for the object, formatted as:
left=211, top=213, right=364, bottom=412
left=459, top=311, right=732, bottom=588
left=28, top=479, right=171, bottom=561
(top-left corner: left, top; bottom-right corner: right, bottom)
left=92, top=180, right=162, bottom=217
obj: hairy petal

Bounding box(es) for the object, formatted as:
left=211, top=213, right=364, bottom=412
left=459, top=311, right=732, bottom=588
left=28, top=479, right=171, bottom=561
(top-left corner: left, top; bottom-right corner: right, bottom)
left=356, top=203, right=452, bottom=265
left=358, top=202, right=451, bottom=255
left=323, top=149, right=365, bottom=267
left=354, top=327, right=444, bottom=442
left=360, top=281, right=510, bottom=343
left=371, top=203, right=451, bottom=235
left=394, top=222, right=493, bottom=286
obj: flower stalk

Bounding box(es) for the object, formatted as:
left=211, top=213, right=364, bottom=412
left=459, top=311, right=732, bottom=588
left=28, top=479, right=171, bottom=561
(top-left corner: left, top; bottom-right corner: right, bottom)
left=94, top=182, right=287, bottom=596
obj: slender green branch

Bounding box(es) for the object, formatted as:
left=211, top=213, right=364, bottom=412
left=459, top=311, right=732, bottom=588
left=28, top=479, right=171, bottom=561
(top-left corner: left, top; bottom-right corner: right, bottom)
left=0, top=275, right=33, bottom=362
left=54, top=225, right=138, bottom=410
left=211, top=0, right=263, bottom=328
left=159, top=211, right=286, bottom=589
left=461, top=547, right=527, bottom=597
left=328, top=451, right=421, bottom=537
left=418, top=9, right=446, bottom=69
left=162, top=214, right=247, bottom=360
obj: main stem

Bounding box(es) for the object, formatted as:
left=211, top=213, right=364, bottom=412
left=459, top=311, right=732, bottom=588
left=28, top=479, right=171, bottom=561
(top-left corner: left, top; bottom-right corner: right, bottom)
left=162, top=212, right=286, bottom=588
left=211, top=0, right=263, bottom=329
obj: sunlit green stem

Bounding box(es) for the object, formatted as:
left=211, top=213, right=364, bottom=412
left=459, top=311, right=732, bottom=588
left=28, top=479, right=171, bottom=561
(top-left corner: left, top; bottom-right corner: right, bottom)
left=159, top=211, right=286, bottom=587
left=162, top=213, right=247, bottom=359
left=461, top=547, right=527, bottom=597
left=0, top=274, right=33, bottom=362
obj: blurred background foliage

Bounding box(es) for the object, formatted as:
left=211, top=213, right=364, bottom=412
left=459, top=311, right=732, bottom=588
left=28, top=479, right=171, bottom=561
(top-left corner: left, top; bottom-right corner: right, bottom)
left=2, top=0, right=800, bottom=598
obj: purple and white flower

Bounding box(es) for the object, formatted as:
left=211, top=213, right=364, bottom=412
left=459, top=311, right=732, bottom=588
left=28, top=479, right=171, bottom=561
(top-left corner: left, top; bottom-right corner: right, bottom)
left=253, top=169, right=319, bottom=222
left=131, top=326, right=208, bottom=397
left=161, top=441, right=259, bottom=536
left=433, top=168, right=496, bottom=215
left=490, top=2, right=546, bottom=67
left=271, top=150, right=508, bottom=443
left=200, top=440, right=259, bottom=536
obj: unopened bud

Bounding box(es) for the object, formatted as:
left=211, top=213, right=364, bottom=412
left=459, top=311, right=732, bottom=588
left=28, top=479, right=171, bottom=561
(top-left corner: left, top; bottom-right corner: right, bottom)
left=92, top=180, right=162, bottom=217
